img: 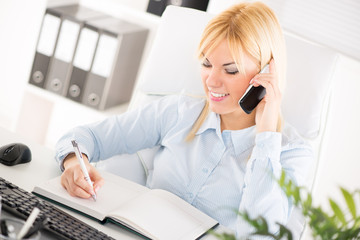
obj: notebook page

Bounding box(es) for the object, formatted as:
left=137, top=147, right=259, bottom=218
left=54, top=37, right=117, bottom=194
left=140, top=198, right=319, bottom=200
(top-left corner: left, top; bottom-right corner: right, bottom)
left=110, top=189, right=218, bottom=240
left=33, top=171, right=149, bottom=220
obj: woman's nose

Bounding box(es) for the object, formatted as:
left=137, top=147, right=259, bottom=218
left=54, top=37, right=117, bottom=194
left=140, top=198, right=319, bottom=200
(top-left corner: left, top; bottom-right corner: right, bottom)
left=206, top=69, right=222, bottom=88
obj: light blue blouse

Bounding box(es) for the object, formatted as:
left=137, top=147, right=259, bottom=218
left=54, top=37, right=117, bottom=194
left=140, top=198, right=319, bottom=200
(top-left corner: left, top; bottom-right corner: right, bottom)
left=55, top=94, right=313, bottom=237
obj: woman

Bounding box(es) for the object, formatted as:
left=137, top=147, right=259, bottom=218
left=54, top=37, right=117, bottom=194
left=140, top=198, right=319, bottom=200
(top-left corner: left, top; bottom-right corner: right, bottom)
left=56, top=2, right=313, bottom=237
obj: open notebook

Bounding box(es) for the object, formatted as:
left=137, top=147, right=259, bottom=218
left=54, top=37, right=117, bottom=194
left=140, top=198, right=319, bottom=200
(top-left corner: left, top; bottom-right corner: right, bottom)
left=33, top=171, right=218, bottom=240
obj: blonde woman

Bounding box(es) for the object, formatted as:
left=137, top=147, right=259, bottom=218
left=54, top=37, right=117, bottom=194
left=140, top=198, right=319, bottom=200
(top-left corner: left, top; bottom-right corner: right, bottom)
left=56, top=2, right=313, bottom=237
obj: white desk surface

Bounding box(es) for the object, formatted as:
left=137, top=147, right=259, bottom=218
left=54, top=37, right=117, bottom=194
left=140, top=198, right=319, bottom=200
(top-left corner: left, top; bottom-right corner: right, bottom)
left=0, top=127, right=224, bottom=240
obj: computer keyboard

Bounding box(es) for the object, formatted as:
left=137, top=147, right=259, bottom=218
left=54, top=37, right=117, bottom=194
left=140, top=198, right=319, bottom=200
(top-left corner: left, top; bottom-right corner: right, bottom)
left=0, top=177, right=115, bottom=240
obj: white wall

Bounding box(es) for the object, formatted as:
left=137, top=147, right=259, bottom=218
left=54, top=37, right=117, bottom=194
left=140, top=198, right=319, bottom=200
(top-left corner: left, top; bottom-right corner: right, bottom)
left=0, top=0, right=47, bottom=130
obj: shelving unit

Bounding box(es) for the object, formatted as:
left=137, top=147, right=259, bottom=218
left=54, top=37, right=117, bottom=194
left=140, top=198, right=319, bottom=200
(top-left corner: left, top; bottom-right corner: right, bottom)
left=1, top=0, right=160, bottom=148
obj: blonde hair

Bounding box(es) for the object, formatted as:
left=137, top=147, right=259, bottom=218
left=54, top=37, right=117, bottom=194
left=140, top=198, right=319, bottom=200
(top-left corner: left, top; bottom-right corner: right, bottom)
left=186, top=2, right=286, bottom=141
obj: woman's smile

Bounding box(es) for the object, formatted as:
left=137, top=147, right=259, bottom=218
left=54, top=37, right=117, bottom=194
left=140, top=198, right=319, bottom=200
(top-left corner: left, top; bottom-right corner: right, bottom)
left=209, top=91, right=230, bottom=101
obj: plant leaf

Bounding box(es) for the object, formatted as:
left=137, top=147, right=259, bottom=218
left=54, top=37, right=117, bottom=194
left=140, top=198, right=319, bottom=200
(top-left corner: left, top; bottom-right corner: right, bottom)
left=209, top=231, right=237, bottom=240
left=278, top=223, right=293, bottom=240
left=293, top=186, right=301, bottom=204
left=329, top=199, right=347, bottom=226
left=303, top=193, right=312, bottom=211
left=341, top=187, right=357, bottom=219
left=354, top=216, right=360, bottom=228
left=279, top=170, right=286, bottom=187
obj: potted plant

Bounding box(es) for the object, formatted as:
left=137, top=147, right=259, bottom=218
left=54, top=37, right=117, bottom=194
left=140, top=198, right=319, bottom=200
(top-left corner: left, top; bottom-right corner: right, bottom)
left=212, top=171, right=360, bottom=240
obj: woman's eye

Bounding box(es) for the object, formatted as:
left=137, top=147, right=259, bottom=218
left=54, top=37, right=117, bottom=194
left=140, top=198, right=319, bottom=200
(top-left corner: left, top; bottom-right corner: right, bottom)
left=202, top=62, right=211, bottom=68
left=226, top=69, right=239, bottom=75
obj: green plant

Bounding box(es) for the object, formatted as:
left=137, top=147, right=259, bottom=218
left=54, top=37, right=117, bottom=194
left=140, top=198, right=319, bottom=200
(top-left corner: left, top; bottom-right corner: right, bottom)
left=279, top=171, right=360, bottom=239
left=213, top=171, right=360, bottom=240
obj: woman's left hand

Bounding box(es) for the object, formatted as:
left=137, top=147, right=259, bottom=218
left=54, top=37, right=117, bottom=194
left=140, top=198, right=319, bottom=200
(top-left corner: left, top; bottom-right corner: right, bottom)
left=251, top=59, right=282, bottom=132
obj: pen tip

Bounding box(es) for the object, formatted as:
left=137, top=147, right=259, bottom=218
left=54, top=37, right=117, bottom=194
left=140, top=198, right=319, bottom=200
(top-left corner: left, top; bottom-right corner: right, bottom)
left=92, top=194, right=97, bottom=202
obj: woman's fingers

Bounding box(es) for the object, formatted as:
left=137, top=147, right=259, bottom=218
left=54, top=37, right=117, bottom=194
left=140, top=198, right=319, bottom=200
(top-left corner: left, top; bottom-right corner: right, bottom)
left=254, top=59, right=282, bottom=133
left=60, top=164, right=102, bottom=199
left=251, top=77, right=280, bottom=102
left=250, top=62, right=281, bottom=101
left=251, top=59, right=277, bottom=86
left=61, top=173, right=91, bottom=198
left=73, top=168, right=96, bottom=196
left=269, top=58, right=276, bottom=75
left=90, top=169, right=105, bottom=193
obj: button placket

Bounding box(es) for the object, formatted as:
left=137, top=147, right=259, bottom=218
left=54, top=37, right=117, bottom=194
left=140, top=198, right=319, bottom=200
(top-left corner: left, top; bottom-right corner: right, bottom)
left=186, top=141, right=225, bottom=203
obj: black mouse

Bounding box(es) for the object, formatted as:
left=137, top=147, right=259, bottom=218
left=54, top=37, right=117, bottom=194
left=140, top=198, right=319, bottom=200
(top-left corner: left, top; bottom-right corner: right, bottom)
left=0, top=143, right=32, bottom=166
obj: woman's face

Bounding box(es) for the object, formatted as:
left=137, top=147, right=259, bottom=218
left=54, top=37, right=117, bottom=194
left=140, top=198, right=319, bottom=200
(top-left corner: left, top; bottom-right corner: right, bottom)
left=201, top=40, right=259, bottom=116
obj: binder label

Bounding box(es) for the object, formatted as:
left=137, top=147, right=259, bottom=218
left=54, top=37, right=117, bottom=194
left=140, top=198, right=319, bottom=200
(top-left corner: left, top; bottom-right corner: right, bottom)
left=37, top=14, right=61, bottom=56
left=73, top=28, right=99, bottom=71
left=91, top=34, right=119, bottom=78
left=54, top=19, right=80, bottom=63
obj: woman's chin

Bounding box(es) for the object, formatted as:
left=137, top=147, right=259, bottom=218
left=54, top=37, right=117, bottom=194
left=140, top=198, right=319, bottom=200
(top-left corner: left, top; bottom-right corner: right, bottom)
left=209, top=104, right=239, bottom=115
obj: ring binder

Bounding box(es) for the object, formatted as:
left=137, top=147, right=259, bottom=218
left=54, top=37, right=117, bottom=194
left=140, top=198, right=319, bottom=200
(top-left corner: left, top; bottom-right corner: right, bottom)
left=79, top=17, right=148, bottom=110
left=29, top=11, right=61, bottom=88
left=43, top=5, right=105, bottom=96
left=45, top=19, right=80, bottom=95
left=29, top=4, right=148, bottom=110
left=66, top=25, right=99, bottom=102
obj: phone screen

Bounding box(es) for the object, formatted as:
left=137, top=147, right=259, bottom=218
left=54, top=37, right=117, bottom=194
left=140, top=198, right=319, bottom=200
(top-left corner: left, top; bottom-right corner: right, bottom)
left=238, top=64, right=269, bottom=114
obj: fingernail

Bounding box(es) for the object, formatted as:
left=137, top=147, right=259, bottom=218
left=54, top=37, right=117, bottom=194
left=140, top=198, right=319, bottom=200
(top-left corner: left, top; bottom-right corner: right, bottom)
left=94, top=186, right=100, bottom=193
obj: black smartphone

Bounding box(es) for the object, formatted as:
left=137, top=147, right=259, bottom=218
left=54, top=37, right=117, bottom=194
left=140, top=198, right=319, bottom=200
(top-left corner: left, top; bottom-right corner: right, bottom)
left=238, top=64, right=269, bottom=114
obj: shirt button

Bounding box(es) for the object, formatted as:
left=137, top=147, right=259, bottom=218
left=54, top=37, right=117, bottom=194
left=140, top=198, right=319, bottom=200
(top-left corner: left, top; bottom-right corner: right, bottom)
left=202, top=168, right=208, bottom=173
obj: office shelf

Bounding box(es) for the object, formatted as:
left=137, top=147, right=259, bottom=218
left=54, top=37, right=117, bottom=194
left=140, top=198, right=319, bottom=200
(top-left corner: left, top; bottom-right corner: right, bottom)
left=6, top=0, right=160, bottom=149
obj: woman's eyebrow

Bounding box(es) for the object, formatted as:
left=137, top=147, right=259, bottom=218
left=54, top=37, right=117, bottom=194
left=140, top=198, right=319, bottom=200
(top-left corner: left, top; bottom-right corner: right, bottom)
left=223, top=62, right=236, bottom=66
left=203, top=58, right=236, bottom=66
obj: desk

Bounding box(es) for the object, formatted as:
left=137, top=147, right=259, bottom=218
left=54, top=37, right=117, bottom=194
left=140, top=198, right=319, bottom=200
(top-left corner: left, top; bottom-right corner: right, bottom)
left=0, top=127, right=144, bottom=239
left=0, top=127, right=224, bottom=239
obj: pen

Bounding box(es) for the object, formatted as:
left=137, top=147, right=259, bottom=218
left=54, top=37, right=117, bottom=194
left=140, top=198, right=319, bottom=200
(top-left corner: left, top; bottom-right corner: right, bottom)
left=23, top=216, right=48, bottom=239
left=17, top=206, right=40, bottom=240
left=71, top=140, right=97, bottom=201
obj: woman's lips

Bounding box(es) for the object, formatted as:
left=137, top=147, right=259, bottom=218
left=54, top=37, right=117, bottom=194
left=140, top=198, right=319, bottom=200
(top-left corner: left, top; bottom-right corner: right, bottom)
left=209, top=91, right=229, bottom=101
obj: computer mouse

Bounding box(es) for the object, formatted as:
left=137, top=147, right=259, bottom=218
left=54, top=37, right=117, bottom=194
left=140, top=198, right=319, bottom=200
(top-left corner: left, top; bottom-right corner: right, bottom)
left=0, top=143, right=32, bottom=166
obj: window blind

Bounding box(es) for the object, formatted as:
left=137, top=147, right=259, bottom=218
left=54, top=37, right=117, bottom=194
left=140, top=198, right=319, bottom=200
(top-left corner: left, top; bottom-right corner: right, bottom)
left=260, top=0, right=360, bottom=60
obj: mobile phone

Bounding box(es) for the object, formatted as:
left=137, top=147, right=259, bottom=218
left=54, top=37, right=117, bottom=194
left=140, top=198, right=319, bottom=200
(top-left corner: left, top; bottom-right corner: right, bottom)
left=238, top=64, right=269, bottom=114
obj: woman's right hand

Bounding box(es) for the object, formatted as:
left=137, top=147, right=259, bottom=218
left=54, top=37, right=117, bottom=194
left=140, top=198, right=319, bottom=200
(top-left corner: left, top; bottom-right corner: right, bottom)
left=60, top=153, right=104, bottom=199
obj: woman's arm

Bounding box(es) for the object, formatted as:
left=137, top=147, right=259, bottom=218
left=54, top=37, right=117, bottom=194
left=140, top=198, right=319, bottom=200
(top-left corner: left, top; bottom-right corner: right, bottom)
left=55, top=95, right=181, bottom=198
left=236, top=130, right=313, bottom=237
left=55, top=95, right=181, bottom=166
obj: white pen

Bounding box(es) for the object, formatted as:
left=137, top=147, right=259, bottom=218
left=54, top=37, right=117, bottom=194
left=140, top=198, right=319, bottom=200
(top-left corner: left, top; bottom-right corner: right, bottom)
left=16, top=206, right=40, bottom=240
left=71, top=140, right=97, bottom=201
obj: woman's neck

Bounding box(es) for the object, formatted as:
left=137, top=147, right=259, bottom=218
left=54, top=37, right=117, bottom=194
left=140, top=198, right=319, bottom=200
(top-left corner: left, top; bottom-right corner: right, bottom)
left=220, top=110, right=256, bottom=131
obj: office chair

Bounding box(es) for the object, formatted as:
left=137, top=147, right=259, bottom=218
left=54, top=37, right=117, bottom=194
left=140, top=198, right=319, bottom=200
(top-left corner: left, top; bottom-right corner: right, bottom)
left=96, top=5, right=339, bottom=239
